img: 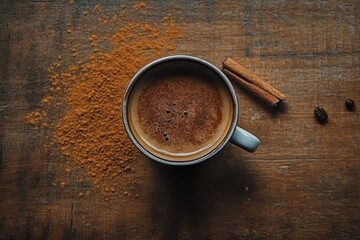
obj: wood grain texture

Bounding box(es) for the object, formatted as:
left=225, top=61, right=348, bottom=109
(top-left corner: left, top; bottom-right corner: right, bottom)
left=1, top=0, right=359, bottom=239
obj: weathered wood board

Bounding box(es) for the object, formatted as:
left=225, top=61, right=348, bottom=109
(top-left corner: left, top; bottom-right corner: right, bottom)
left=1, top=0, right=359, bottom=239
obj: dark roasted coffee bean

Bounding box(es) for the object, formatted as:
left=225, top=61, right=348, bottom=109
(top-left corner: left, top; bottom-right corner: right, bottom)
left=345, top=99, right=355, bottom=111
left=314, top=107, right=328, bottom=124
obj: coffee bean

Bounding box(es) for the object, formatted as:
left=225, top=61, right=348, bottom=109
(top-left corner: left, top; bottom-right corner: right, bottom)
left=345, top=99, right=355, bottom=111
left=314, top=107, right=328, bottom=124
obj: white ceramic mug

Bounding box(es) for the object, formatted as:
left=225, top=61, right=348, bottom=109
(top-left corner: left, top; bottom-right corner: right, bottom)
left=122, top=55, right=260, bottom=166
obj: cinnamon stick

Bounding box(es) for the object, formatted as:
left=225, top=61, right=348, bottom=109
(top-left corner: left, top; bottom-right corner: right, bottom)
left=222, top=57, right=286, bottom=101
left=222, top=69, right=281, bottom=108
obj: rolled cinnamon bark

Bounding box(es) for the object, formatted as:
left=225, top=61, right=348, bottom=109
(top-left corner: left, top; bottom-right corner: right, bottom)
left=222, top=57, right=286, bottom=108
left=222, top=69, right=281, bottom=108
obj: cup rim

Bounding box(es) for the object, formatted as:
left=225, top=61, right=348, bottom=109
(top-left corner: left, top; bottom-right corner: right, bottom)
left=122, top=55, right=239, bottom=166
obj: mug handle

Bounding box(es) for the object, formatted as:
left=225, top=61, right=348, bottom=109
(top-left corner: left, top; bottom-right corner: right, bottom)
left=230, top=126, right=260, bottom=152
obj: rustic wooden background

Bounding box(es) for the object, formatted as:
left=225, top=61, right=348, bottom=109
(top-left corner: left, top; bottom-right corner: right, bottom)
left=1, top=0, right=359, bottom=239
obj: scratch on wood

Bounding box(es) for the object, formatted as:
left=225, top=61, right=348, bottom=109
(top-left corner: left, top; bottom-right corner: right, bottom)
left=258, top=50, right=360, bottom=59
left=0, top=105, right=8, bottom=112
left=278, top=165, right=292, bottom=173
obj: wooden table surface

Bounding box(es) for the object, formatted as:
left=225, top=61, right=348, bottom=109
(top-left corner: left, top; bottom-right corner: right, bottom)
left=1, top=1, right=359, bottom=239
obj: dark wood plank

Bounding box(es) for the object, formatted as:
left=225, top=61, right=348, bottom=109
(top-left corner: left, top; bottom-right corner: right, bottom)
left=1, top=0, right=359, bottom=239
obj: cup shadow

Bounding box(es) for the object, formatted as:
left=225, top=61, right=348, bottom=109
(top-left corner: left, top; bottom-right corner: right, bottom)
left=148, top=147, right=255, bottom=239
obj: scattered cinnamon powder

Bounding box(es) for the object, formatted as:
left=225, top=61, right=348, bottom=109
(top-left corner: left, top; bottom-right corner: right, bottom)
left=24, top=110, right=47, bottom=129
left=40, top=96, right=52, bottom=105
left=132, top=2, right=146, bottom=11
left=26, top=6, right=183, bottom=197
left=93, top=4, right=101, bottom=13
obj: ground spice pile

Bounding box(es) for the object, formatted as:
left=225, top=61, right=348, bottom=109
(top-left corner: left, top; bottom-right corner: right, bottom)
left=26, top=5, right=183, bottom=196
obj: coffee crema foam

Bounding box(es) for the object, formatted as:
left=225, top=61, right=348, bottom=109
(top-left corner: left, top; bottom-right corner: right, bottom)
left=128, top=63, right=233, bottom=162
